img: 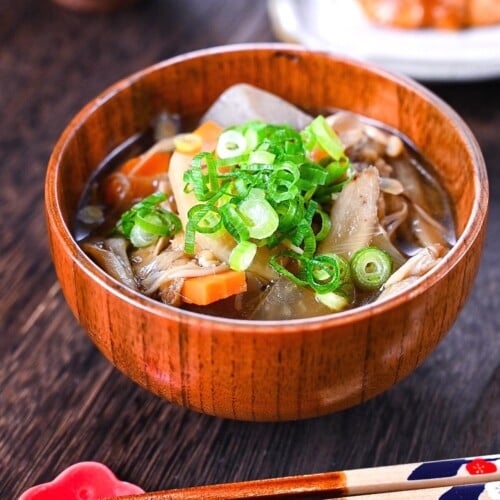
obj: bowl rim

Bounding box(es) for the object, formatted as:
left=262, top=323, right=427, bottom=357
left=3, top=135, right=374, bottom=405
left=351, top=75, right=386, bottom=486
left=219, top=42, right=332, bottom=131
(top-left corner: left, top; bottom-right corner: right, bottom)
left=46, top=43, right=488, bottom=332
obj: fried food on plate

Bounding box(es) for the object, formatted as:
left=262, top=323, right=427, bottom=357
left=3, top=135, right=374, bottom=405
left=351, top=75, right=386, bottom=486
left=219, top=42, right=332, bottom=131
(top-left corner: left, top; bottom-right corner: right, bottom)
left=357, top=0, right=500, bottom=29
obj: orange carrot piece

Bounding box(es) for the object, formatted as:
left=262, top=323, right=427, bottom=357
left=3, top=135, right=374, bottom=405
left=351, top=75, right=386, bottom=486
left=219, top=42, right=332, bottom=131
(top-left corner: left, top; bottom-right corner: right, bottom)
left=103, top=172, right=160, bottom=207
left=127, top=176, right=160, bottom=200
left=194, top=120, right=224, bottom=152
left=121, top=151, right=171, bottom=176
left=105, top=121, right=222, bottom=208
left=119, top=157, right=140, bottom=175
left=103, top=172, right=131, bottom=207
left=310, top=147, right=329, bottom=163
left=104, top=152, right=170, bottom=206
left=181, top=271, right=247, bottom=306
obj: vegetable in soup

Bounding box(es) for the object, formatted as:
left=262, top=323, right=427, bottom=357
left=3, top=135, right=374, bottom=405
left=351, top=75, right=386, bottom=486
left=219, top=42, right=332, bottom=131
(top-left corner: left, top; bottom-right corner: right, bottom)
left=76, top=84, right=455, bottom=320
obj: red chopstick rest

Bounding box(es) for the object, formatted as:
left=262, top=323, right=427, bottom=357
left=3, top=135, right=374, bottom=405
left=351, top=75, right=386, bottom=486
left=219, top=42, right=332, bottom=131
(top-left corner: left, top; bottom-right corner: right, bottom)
left=19, top=461, right=144, bottom=500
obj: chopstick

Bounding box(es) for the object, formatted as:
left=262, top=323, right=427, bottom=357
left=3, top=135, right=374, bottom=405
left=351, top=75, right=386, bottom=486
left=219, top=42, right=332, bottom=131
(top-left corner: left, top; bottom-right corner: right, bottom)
left=110, top=454, right=500, bottom=500
left=347, top=481, right=499, bottom=499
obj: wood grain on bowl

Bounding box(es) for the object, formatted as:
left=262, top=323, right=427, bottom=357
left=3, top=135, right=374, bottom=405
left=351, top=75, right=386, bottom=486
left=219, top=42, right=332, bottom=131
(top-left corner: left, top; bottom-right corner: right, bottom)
left=45, top=45, right=488, bottom=421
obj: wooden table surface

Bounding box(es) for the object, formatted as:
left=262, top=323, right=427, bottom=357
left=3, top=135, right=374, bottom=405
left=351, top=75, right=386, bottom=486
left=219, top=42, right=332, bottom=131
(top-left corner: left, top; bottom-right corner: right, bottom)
left=1, top=0, right=499, bottom=497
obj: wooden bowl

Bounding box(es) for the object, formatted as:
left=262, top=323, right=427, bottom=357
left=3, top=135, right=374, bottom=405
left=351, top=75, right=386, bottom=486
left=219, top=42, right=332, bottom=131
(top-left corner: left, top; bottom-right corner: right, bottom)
left=45, top=45, right=488, bottom=421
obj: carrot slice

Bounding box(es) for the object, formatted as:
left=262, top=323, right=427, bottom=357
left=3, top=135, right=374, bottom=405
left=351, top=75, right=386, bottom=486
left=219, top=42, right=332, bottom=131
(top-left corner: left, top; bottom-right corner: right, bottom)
left=105, top=121, right=223, bottom=209
left=103, top=172, right=161, bottom=207
left=310, top=147, right=329, bottom=163
left=104, top=152, right=171, bottom=206
left=121, top=151, right=171, bottom=177
left=119, top=157, right=141, bottom=175
left=181, top=271, right=247, bottom=306
left=193, top=120, right=224, bottom=152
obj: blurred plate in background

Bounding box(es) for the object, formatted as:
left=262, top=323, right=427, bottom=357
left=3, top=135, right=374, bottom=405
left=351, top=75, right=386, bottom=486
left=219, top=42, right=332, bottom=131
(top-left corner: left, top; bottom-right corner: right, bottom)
left=268, top=0, right=500, bottom=81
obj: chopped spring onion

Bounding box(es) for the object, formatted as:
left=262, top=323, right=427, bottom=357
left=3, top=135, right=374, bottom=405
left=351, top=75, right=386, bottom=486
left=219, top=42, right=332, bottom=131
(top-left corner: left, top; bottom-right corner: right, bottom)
left=326, top=157, right=349, bottom=183
left=130, top=224, right=158, bottom=248
left=275, top=199, right=304, bottom=232
left=320, top=253, right=351, bottom=283
left=229, top=241, right=257, bottom=271
left=306, top=255, right=341, bottom=294
left=291, top=200, right=317, bottom=247
left=302, top=115, right=345, bottom=161
left=267, top=247, right=359, bottom=297
left=270, top=251, right=344, bottom=294
left=314, top=209, right=332, bottom=242
left=350, top=247, right=392, bottom=291
left=116, top=192, right=181, bottom=248
left=219, top=203, right=250, bottom=242
left=299, top=226, right=316, bottom=257
left=216, top=130, right=247, bottom=159
left=315, top=291, right=350, bottom=312
left=269, top=251, right=308, bottom=287
left=249, top=150, right=275, bottom=165
left=238, top=193, right=279, bottom=239
left=187, top=204, right=222, bottom=234
left=184, top=204, right=223, bottom=255
left=268, top=162, right=300, bottom=201
left=187, top=152, right=220, bottom=200
left=183, top=120, right=351, bottom=267
left=114, top=118, right=358, bottom=297
left=135, top=210, right=181, bottom=236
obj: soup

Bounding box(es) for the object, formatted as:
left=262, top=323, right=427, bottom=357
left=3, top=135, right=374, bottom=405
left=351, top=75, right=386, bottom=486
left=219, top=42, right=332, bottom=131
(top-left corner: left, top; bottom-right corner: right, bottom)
left=75, top=84, right=455, bottom=320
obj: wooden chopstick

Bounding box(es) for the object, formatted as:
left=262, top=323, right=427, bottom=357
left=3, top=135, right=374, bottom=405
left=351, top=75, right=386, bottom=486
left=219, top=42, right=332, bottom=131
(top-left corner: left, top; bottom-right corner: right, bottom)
left=350, top=481, right=500, bottom=499
left=110, top=455, right=500, bottom=500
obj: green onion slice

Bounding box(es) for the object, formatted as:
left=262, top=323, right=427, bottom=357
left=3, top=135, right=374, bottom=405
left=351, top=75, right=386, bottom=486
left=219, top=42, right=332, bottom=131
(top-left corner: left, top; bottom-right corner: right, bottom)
left=292, top=200, right=318, bottom=246
left=314, top=209, right=332, bottom=242
left=216, top=130, right=247, bottom=159
left=135, top=209, right=181, bottom=236
left=117, top=192, right=167, bottom=238
left=185, top=153, right=220, bottom=201
left=181, top=119, right=353, bottom=275
left=301, top=227, right=317, bottom=258
left=329, top=253, right=351, bottom=283
left=350, top=247, right=392, bottom=291
left=306, top=255, right=341, bottom=294
left=115, top=192, right=181, bottom=247
left=269, top=251, right=308, bottom=287
left=303, top=115, right=345, bottom=161
left=326, top=157, right=349, bottom=183
left=249, top=150, right=275, bottom=165
left=229, top=241, right=257, bottom=271
left=238, top=193, right=279, bottom=240
left=220, top=203, right=250, bottom=242
left=130, top=225, right=159, bottom=248
left=315, top=291, right=350, bottom=312
left=187, top=204, right=222, bottom=234
left=316, top=254, right=352, bottom=301
left=184, top=221, right=197, bottom=255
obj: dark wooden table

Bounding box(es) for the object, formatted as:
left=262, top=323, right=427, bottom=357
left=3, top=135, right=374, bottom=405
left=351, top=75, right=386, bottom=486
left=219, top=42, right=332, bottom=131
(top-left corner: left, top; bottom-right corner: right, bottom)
left=1, top=0, right=499, bottom=497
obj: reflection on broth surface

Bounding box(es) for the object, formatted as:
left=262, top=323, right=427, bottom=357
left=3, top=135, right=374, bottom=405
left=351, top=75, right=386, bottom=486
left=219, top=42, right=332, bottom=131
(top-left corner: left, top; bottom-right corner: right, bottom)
left=75, top=85, right=455, bottom=321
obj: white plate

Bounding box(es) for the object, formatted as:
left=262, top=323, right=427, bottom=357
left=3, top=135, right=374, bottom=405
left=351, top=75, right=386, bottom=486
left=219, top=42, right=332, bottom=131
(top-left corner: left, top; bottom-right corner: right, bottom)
left=268, top=0, right=500, bottom=81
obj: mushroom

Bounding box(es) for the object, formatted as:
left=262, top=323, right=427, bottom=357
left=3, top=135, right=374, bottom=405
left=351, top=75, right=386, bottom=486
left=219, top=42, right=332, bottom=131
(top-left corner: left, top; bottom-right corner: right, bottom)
left=377, top=243, right=445, bottom=301
left=81, top=237, right=137, bottom=290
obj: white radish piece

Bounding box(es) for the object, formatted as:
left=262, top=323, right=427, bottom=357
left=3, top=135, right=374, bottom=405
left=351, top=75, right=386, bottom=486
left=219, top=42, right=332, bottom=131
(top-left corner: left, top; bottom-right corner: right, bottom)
left=202, top=83, right=312, bottom=130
